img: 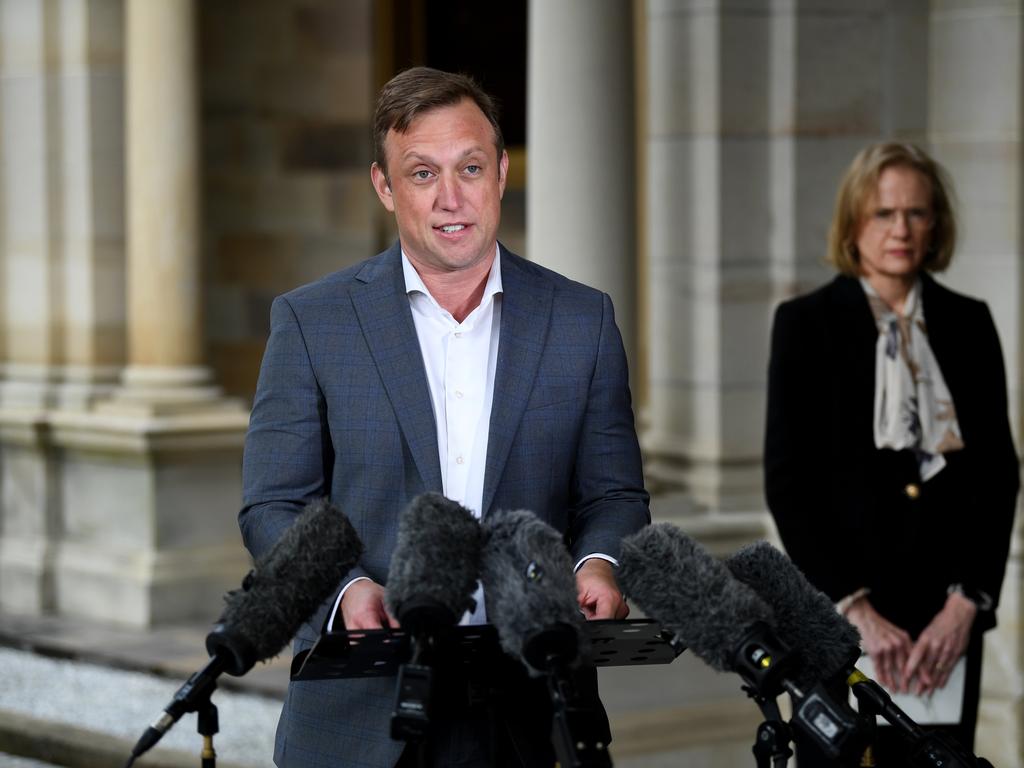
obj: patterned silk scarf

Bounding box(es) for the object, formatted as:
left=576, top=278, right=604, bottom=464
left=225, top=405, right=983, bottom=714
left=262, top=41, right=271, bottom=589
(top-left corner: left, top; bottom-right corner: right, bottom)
left=861, top=278, right=964, bottom=481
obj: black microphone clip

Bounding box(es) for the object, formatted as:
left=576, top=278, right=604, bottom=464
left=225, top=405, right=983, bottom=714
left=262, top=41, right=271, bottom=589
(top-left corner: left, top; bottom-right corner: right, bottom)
left=729, top=621, right=796, bottom=699
left=390, top=596, right=463, bottom=741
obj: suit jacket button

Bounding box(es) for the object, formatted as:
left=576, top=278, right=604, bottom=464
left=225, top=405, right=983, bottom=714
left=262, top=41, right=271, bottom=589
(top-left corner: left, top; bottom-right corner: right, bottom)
left=904, top=483, right=921, bottom=500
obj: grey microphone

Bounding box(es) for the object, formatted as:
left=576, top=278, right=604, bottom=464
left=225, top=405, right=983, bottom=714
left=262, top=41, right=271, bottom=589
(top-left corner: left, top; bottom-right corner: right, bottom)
left=383, top=492, right=482, bottom=742
left=480, top=508, right=583, bottom=675
left=726, top=540, right=861, bottom=689
left=385, top=492, right=481, bottom=634
left=127, top=499, right=363, bottom=766
left=618, top=524, right=865, bottom=762
left=480, top=508, right=609, bottom=768
left=728, top=541, right=994, bottom=768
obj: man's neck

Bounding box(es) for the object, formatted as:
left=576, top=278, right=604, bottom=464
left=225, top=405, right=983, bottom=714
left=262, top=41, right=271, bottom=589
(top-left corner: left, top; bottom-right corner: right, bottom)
left=411, top=248, right=497, bottom=323
left=426, top=273, right=490, bottom=323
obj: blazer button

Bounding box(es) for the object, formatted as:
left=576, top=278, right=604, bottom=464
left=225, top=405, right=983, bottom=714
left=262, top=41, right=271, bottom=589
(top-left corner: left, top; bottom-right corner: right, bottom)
left=904, top=483, right=921, bottom=500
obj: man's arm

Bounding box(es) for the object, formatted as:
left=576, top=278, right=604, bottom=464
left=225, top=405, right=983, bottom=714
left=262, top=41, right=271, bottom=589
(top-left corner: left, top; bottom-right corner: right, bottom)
left=240, top=295, right=373, bottom=626
left=568, top=293, right=650, bottom=618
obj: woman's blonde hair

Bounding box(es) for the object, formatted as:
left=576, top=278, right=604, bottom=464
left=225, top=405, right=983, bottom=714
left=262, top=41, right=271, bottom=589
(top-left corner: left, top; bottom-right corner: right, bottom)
left=827, top=142, right=957, bottom=275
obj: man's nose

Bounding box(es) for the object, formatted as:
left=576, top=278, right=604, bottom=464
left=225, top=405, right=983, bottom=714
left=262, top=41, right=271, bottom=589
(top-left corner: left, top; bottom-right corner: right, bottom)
left=435, top=173, right=462, bottom=210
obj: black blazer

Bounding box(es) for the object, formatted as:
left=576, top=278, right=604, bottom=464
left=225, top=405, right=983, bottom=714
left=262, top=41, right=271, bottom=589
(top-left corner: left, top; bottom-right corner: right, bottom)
left=764, top=274, right=1019, bottom=636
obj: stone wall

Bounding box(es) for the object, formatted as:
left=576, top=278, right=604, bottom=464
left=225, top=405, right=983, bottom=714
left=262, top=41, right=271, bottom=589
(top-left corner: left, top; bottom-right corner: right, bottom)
left=200, top=0, right=379, bottom=402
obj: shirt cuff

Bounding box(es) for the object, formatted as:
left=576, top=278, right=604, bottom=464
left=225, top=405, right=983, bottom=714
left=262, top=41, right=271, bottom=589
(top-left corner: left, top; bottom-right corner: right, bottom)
left=836, top=587, right=871, bottom=615
left=947, top=583, right=994, bottom=611
left=574, top=553, right=618, bottom=572
left=326, top=576, right=371, bottom=633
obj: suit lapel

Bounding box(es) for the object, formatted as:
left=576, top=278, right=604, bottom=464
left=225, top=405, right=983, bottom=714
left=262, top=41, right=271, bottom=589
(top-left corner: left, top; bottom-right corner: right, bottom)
left=350, top=245, right=442, bottom=492
left=482, top=250, right=554, bottom=516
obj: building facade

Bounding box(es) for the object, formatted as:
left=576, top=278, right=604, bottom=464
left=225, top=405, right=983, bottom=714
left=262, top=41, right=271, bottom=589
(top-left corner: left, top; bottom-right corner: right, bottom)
left=0, top=0, right=1021, bottom=762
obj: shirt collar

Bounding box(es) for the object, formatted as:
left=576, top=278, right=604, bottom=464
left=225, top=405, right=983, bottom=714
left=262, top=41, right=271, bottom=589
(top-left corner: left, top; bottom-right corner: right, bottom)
left=401, top=244, right=503, bottom=310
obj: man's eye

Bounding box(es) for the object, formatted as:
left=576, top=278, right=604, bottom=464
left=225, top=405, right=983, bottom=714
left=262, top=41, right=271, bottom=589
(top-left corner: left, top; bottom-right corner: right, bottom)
left=465, top=165, right=481, bottom=175
left=414, top=170, right=432, bottom=180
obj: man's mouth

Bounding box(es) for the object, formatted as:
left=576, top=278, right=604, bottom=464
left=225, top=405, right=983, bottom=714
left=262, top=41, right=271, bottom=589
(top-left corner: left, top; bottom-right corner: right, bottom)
left=437, top=224, right=466, bottom=233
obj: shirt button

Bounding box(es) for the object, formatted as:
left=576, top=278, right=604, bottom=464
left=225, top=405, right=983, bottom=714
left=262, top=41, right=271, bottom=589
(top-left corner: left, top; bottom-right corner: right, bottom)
left=454, top=332, right=462, bottom=338
left=455, top=390, right=464, bottom=399
left=456, top=456, right=464, bottom=465
left=904, top=483, right=921, bottom=500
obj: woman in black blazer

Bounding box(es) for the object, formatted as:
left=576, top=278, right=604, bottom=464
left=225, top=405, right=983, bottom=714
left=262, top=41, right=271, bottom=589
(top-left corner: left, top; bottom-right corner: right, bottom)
left=765, top=143, right=1018, bottom=764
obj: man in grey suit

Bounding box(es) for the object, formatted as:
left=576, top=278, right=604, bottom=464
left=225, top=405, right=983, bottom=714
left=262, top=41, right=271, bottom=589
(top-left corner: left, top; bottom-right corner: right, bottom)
left=240, top=67, right=650, bottom=768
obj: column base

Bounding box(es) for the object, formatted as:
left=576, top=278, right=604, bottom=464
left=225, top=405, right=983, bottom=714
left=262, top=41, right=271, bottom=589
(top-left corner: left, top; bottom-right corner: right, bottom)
left=0, top=536, right=56, bottom=616
left=0, top=408, right=58, bottom=616
left=56, top=364, right=123, bottom=411
left=47, top=407, right=251, bottom=628
left=643, top=437, right=765, bottom=514
left=98, top=364, right=246, bottom=417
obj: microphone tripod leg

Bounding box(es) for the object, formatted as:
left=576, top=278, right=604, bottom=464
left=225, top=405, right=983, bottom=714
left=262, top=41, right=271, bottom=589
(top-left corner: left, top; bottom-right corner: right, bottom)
left=197, top=699, right=219, bottom=768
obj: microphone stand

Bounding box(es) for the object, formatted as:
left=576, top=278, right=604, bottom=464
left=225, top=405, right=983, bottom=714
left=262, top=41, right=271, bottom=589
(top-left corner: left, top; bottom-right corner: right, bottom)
left=847, top=670, right=993, bottom=768
left=524, top=624, right=612, bottom=768
left=124, top=656, right=222, bottom=768
left=742, top=686, right=792, bottom=768
left=197, top=697, right=219, bottom=768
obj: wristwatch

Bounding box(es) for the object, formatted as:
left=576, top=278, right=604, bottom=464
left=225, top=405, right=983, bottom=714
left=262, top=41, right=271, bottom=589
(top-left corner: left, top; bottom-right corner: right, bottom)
left=947, top=583, right=994, bottom=611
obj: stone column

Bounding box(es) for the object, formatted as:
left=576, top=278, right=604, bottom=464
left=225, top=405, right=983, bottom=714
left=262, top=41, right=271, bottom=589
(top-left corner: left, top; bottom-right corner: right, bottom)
left=0, top=0, right=61, bottom=614
left=927, top=3, right=1024, bottom=761
left=641, top=2, right=780, bottom=516
left=112, top=0, right=217, bottom=409
left=526, top=0, right=637, bottom=371
left=57, top=0, right=126, bottom=410
left=48, top=0, right=250, bottom=627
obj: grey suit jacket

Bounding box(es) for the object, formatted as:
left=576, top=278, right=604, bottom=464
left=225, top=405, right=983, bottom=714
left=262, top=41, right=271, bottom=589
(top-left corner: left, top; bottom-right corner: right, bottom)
left=240, top=243, right=650, bottom=767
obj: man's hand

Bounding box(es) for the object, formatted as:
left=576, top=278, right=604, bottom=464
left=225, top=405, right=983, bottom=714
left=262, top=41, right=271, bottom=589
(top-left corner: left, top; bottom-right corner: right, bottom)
left=340, top=579, right=399, bottom=630
left=901, top=591, right=976, bottom=696
left=575, top=558, right=629, bottom=620
left=845, top=596, right=913, bottom=692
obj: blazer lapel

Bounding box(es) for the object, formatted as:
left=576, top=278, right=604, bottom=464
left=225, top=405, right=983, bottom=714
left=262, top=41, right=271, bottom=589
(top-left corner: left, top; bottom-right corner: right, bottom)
left=481, top=249, right=554, bottom=516
left=350, top=245, right=442, bottom=491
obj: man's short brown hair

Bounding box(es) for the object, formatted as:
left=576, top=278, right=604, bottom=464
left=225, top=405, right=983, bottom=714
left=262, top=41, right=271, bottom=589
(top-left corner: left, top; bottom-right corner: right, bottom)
left=373, top=67, right=504, bottom=180
left=827, top=142, right=958, bottom=276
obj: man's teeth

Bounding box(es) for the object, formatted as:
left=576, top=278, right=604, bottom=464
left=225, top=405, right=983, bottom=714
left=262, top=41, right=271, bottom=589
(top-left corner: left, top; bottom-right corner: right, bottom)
left=440, top=224, right=465, bottom=233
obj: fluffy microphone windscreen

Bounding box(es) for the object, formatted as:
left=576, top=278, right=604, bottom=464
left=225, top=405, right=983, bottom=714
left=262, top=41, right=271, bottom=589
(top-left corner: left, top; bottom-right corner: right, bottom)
left=208, top=498, right=363, bottom=675
left=384, top=492, right=482, bottom=625
left=617, top=523, right=774, bottom=673
left=727, top=541, right=861, bottom=688
left=480, top=508, right=582, bottom=675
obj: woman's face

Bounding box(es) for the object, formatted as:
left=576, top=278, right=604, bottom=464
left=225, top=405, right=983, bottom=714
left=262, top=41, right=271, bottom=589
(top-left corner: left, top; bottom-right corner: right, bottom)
left=855, top=165, right=934, bottom=283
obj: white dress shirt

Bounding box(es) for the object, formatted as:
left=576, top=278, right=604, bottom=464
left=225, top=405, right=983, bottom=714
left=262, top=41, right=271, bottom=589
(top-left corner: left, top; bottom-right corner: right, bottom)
left=328, top=247, right=501, bottom=629
left=404, top=248, right=502, bottom=624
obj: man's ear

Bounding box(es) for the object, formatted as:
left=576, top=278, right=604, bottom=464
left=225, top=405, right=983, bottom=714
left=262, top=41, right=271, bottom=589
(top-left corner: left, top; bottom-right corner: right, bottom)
left=497, top=150, right=509, bottom=201
left=371, top=162, right=395, bottom=213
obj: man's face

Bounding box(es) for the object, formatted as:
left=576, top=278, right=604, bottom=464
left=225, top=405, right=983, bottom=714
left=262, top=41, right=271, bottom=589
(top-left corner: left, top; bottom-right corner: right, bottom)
left=371, top=99, right=508, bottom=278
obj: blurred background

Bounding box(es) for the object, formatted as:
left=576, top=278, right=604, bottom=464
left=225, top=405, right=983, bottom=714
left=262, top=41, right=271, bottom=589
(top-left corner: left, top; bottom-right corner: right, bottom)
left=0, top=0, right=1021, bottom=764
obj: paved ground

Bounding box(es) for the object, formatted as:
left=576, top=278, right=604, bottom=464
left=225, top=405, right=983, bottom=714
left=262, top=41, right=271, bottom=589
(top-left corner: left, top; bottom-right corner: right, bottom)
left=0, top=612, right=285, bottom=768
